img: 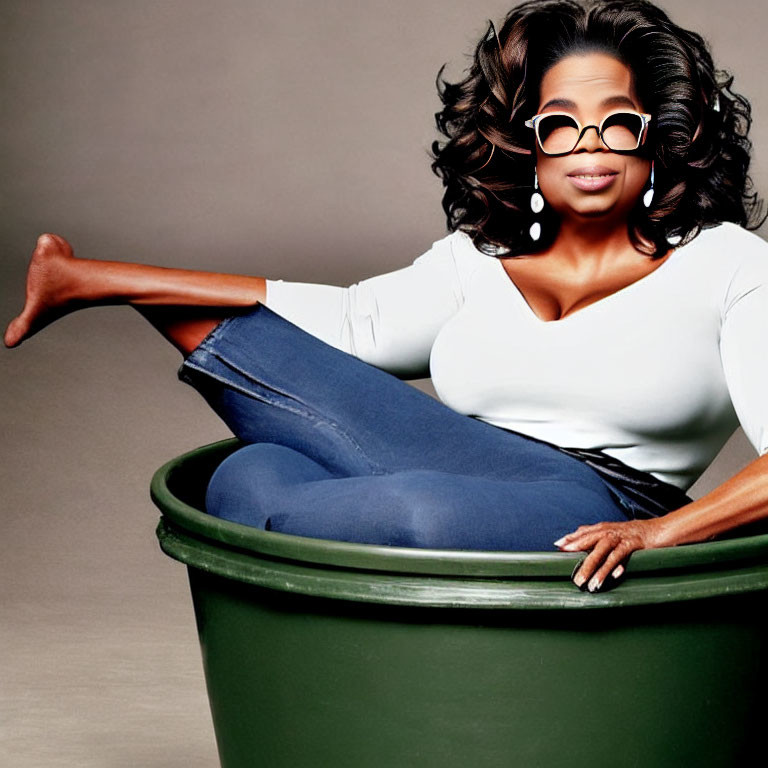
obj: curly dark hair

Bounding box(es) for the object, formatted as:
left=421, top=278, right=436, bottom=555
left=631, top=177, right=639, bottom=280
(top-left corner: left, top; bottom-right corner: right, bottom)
left=429, top=0, right=766, bottom=258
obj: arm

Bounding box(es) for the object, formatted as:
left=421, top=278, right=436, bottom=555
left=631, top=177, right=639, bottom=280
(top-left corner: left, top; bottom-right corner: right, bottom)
left=557, top=247, right=768, bottom=592
left=556, top=453, right=768, bottom=591
left=263, top=234, right=467, bottom=379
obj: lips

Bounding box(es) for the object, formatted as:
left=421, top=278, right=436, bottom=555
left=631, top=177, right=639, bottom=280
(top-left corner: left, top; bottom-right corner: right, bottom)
left=566, top=166, right=619, bottom=192
left=567, top=165, right=619, bottom=177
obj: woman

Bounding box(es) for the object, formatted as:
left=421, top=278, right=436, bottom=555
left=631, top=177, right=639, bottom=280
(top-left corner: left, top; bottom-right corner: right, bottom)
left=5, top=0, right=768, bottom=594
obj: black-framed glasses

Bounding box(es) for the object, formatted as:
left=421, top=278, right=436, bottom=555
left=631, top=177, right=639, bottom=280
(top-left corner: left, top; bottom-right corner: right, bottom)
left=524, top=110, right=652, bottom=156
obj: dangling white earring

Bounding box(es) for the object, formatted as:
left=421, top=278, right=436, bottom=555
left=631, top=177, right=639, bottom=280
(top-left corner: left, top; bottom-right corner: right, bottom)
left=643, top=160, right=655, bottom=208
left=530, top=166, right=544, bottom=241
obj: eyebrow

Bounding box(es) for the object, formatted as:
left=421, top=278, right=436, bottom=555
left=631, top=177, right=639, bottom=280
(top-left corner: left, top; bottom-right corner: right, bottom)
left=539, top=95, right=638, bottom=112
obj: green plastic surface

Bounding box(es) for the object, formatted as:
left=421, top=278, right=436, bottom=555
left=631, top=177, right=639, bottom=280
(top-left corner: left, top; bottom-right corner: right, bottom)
left=152, top=440, right=768, bottom=767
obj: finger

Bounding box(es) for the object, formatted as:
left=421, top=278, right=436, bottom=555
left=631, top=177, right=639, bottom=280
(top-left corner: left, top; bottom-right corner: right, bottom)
left=586, top=544, right=634, bottom=592
left=554, top=524, right=605, bottom=548
left=558, top=529, right=607, bottom=552
left=554, top=523, right=606, bottom=547
left=571, top=537, right=616, bottom=587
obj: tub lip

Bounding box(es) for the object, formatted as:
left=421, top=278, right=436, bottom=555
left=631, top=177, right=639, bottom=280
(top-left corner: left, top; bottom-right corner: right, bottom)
left=151, top=438, right=768, bottom=581
left=154, top=515, right=768, bottom=609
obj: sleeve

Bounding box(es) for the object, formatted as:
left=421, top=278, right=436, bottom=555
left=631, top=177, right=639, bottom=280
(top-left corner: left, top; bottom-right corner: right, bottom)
left=718, top=241, right=768, bottom=456
left=262, top=233, right=468, bottom=379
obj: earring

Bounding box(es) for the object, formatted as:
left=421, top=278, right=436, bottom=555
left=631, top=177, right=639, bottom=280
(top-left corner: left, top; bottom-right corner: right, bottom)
left=643, top=160, right=655, bottom=208
left=530, top=166, right=544, bottom=241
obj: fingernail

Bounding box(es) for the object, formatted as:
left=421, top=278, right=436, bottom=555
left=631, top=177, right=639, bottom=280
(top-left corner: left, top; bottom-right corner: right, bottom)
left=588, top=576, right=602, bottom=592
left=573, top=572, right=586, bottom=587
left=553, top=537, right=566, bottom=547
left=612, top=565, right=624, bottom=579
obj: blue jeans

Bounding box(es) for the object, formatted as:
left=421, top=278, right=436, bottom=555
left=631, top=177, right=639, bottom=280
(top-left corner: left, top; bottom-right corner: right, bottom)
left=178, top=304, right=644, bottom=551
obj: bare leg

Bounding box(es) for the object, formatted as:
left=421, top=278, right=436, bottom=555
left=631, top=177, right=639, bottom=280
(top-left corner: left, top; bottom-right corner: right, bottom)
left=133, top=306, right=231, bottom=356
left=4, top=234, right=268, bottom=355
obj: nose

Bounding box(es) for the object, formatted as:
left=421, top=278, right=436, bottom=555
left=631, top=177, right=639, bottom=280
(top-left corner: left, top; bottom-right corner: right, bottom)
left=574, top=124, right=603, bottom=152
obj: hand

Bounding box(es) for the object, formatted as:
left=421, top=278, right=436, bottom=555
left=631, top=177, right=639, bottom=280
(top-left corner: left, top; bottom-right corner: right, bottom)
left=553, top=518, right=666, bottom=593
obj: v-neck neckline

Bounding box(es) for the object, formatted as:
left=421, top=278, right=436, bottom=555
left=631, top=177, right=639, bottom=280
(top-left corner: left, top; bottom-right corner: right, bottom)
left=493, top=237, right=696, bottom=324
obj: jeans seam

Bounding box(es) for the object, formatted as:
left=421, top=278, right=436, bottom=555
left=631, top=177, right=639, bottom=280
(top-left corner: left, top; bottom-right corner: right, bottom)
left=211, top=350, right=317, bottom=409
left=211, top=351, right=322, bottom=417
left=180, top=355, right=386, bottom=476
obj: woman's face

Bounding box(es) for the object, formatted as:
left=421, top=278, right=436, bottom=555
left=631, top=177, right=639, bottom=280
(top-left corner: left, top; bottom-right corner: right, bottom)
left=533, top=51, right=652, bottom=224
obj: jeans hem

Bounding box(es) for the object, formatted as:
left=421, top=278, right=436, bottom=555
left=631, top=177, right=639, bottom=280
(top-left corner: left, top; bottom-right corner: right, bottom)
left=176, top=311, right=244, bottom=382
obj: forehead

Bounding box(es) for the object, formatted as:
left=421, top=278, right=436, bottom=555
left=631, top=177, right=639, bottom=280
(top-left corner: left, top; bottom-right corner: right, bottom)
left=538, top=52, right=640, bottom=111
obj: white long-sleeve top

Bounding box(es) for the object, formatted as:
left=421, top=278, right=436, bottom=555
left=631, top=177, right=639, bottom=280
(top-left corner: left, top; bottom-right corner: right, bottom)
left=263, top=221, right=768, bottom=491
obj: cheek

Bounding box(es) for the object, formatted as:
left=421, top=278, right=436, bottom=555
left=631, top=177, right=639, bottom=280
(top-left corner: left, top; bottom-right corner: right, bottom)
left=537, top=164, right=571, bottom=207
left=624, top=160, right=651, bottom=193
left=535, top=160, right=563, bottom=199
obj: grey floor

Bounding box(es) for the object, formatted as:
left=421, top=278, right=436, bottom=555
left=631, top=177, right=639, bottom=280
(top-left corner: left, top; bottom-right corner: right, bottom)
left=2, top=588, right=217, bottom=768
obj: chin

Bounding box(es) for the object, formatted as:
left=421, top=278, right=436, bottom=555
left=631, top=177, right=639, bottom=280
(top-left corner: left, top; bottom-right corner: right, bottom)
left=570, top=201, right=619, bottom=218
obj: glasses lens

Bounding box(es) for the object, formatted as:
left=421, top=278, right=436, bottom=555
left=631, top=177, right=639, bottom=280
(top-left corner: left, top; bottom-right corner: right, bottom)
left=601, top=112, right=643, bottom=150
left=537, top=114, right=579, bottom=154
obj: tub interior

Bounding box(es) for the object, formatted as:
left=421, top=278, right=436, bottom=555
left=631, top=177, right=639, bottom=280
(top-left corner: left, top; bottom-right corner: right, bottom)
left=161, top=437, right=768, bottom=550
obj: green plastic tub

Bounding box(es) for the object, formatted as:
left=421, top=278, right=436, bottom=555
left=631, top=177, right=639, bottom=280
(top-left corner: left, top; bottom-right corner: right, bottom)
left=152, top=438, right=768, bottom=768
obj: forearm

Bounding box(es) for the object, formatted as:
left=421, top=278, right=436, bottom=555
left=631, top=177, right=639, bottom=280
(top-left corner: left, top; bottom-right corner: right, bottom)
left=652, top=452, right=768, bottom=547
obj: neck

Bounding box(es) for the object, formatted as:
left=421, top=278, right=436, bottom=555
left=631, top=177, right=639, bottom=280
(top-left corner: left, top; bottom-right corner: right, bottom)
left=544, top=217, right=644, bottom=271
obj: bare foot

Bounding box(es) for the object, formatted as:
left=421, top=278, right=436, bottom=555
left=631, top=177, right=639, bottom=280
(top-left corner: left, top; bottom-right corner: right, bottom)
left=4, top=234, right=82, bottom=348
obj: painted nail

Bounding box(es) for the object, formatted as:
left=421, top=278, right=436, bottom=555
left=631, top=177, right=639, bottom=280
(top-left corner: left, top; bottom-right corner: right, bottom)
left=588, top=576, right=602, bottom=592
left=553, top=537, right=566, bottom=547
left=612, top=565, right=624, bottom=579
left=573, top=572, right=586, bottom=587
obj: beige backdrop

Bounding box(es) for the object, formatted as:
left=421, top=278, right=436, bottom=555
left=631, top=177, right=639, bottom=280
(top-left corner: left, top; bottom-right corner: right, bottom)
left=2, top=1, right=766, bottom=766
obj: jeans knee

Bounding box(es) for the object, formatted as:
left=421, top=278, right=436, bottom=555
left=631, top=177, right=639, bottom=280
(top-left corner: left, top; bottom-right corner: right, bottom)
left=374, top=470, right=461, bottom=547
left=205, top=442, right=331, bottom=526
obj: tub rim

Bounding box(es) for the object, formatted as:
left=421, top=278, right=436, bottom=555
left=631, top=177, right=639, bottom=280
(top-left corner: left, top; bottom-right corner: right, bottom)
left=152, top=438, right=768, bottom=609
